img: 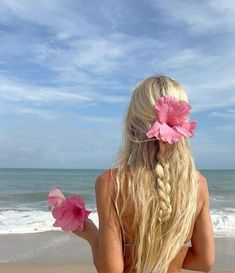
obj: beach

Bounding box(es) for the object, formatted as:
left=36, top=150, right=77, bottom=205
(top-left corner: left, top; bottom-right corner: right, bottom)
left=1, top=264, right=234, bottom=273
left=0, top=231, right=234, bottom=273
left=0, top=168, right=234, bottom=272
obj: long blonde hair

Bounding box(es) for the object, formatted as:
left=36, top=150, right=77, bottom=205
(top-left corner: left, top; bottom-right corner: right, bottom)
left=111, top=75, right=199, bottom=273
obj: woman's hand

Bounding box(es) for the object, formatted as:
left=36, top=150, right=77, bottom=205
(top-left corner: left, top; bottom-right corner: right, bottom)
left=48, top=187, right=91, bottom=232
left=72, top=218, right=99, bottom=243
left=72, top=218, right=100, bottom=267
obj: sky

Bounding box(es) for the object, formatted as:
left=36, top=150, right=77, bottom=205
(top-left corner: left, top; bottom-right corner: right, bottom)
left=0, top=0, right=234, bottom=169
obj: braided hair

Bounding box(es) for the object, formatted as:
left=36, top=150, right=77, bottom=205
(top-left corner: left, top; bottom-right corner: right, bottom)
left=155, top=142, right=172, bottom=223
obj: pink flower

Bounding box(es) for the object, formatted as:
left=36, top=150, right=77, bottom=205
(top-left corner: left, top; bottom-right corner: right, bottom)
left=48, top=186, right=91, bottom=232
left=146, top=95, right=197, bottom=144
left=48, top=186, right=66, bottom=206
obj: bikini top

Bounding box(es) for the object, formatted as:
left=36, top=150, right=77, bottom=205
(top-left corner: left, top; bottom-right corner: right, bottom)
left=122, top=240, right=191, bottom=255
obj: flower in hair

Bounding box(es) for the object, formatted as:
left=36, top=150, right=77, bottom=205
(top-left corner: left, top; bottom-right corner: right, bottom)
left=146, top=95, right=197, bottom=144
left=48, top=186, right=91, bottom=231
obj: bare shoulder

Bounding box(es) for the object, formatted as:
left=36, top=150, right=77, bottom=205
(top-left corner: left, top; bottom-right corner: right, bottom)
left=196, top=170, right=210, bottom=204
left=95, top=168, right=117, bottom=200
left=95, top=170, right=109, bottom=193
left=197, top=170, right=208, bottom=187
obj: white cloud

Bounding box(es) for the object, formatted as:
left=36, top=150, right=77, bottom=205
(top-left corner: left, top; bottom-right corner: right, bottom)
left=77, top=115, right=120, bottom=124
left=215, top=125, right=235, bottom=131
left=0, top=0, right=99, bottom=39
left=209, top=109, right=235, bottom=119
left=31, top=33, right=163, bottom=85
left=0, top=127, right=119, bottom=168
left=0, top=76, right=129, bottom=105
left=191, top=129, right=235, bottom=169
left=184, top=79, right=235, bottom=113
left=0, top=0, right=234, bottom=168
left=16, top=108, right=56, bottom=120
left=161, top=49, right=200, bottom=67
left=2, top=0, right=234, bottom=116
left=151, top=0, right=235, bottom=34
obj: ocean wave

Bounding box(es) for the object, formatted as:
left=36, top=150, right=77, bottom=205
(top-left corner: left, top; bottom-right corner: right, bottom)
left=211, top=208, right=235, bottom=237
left=0, top=191, right=89, bottom=202
left=0, top=207, right=98, bottom=234
left=0, top=208, right=234, bottom=237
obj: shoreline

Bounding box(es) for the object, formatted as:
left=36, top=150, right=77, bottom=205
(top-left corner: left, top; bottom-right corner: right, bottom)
left=0, top=262, right=233, bottom=273
left=0, top=232, right=234, bottom=272
left=0, top=264, right=234, bottom=273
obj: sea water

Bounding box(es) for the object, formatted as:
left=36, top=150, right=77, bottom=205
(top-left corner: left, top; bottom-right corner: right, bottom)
left=0, top=168, right=234, bottom=237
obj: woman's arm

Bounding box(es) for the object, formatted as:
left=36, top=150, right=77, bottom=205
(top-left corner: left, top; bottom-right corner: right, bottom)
left=72, top=218, right=100, bottom=269
left=182, top=176, right=215, bottom=272
left=93, top=172, right=124, bottom=273
left=72, top=171, right=124, bottom=273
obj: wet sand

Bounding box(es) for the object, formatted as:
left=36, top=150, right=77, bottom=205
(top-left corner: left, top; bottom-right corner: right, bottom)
left=0, top=231, right=234, bottom=272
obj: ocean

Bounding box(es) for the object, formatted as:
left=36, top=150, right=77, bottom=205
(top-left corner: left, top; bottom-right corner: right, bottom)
left=0, top=168, right=234, bottom=237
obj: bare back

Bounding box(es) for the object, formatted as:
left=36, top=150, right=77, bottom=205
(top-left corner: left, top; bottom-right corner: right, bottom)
left=167, top=171, right=204, bottom=272
left=106, top=168, right=214, bottom=273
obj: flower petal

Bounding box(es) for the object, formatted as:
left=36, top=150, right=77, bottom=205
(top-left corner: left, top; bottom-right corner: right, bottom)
left=155, top=96, right=192, bottom=126
left=159, top=123, right=182, bottom=144
left=48, top=186, right=66, bottom=206
left=49, top=187, right=91, bottom=232
left=173, top=101, right=192, bottom=122
left=57, top=210, right=78, bottom=231
left=67, top=195, right=85, bottom=209
left=155, top=96, right=173, bottom=124
left=146, top=120, right=162, bottom=139
left=174, top=120, right=197, bottom=137
left=51, top=200, right=68, bottom=219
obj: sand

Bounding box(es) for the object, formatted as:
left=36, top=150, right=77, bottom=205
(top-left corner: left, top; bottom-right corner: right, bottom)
left=0, top=263, right=234, bottom=273
left=0, top=231, right=234, bottom=273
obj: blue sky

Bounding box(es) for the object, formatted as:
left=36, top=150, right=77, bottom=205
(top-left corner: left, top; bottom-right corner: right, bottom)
left=0, top=0, right=234, bottom=169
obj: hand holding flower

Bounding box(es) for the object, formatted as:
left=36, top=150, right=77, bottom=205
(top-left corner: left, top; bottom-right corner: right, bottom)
left=48, top=186, right=91, bottom=232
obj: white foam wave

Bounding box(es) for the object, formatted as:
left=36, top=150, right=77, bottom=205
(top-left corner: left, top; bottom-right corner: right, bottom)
left=0, top=208, right=235, bottom=237
left=211, top=208, right=235, bottom=237
left=0, top=209, right=99, bottom=234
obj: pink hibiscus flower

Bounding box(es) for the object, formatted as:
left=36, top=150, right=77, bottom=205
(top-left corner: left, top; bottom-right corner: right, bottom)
left=48, top=186, right=91, bottom=232
left=146, top=95, right=197, bottom=144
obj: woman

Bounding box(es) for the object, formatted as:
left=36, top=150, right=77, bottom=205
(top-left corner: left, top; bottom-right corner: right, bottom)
left=73, top=75, right=215, bottom=273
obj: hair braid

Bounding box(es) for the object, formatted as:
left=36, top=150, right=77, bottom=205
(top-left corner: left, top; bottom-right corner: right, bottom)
left=155, top=141, right=172, bottom=223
